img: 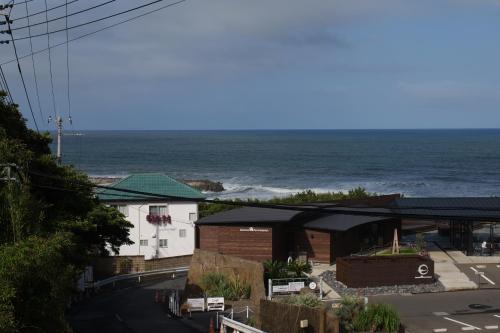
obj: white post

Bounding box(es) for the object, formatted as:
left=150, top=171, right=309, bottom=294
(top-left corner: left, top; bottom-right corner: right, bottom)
left=231, top=309, right=233, bottom=319
left=246, top=306, right=249, bottom=319
left=268, top=279, right=272, bottom=300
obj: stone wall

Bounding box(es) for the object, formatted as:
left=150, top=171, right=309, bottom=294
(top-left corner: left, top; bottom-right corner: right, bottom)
left=184, top=249, right=266, bottom=307
left=259, top=300, right=339, bottom=333
left=92, top=255, right=192, bottom=280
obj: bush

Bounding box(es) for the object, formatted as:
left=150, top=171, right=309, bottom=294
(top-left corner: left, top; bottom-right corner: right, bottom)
left=353, top=303, right=400, bottom=333
left=287, top=260, right=312, bottom=277
left=279, top=294, right=322, bottom=308
left=415, top=233, right=426, bottom=252
left=334, top=296, right=365, bottom=332
left=200, top=272, right=251, bottom=300
left=263, top=260, right=288, bottom=279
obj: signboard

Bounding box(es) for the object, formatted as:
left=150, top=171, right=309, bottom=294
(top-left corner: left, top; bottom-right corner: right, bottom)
left=288, top=281, right=305, bottom=292
left=272, top=285, right=289, bottom=293
left=239, top=227, right=269, bottom=232
left=309, top=282, right=317, bottom=290
left=207, top=297, right=225, bottom=311
left=187, top=298, right=205, bottom=312
left=415, top=264, right=432, bottom=279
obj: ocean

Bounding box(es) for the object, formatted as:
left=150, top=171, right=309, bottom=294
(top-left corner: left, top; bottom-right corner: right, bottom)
left=52, top=129, right=500, bottom=199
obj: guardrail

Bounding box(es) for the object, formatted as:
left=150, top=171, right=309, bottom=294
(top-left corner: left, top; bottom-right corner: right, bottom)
left=93, top=266, right=189, bottom=288
left=220, top=316, right=266, bottom=333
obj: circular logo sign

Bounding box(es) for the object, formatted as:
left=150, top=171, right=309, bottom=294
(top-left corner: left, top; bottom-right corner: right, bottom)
left=309, top=282, right=317, bottom=290
left=418, top=264, right=429, bottom=276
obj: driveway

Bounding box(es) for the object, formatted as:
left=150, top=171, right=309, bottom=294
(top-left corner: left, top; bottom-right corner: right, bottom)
left=371, top=290, right=500, bottom=332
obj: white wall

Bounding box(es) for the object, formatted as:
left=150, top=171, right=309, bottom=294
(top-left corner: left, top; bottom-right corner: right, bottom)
left=111, top=201, right=198, bottom=259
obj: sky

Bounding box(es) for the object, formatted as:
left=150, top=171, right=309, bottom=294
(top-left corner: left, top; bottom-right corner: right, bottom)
left=2, top=0, right=500, bottom=130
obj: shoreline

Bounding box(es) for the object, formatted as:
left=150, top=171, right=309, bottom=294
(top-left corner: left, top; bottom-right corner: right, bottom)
left=89, top=176, right=225, bottom=192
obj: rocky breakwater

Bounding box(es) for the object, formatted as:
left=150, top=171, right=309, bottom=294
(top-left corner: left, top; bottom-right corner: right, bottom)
left=182, top=179, right=224, bottom=192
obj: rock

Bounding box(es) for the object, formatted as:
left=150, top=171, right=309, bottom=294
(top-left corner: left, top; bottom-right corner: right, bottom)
left=182, top=179, right=225, bottom=192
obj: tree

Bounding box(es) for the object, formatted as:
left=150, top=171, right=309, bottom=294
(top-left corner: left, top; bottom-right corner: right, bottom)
left=0, top=91, right=133, bottom=331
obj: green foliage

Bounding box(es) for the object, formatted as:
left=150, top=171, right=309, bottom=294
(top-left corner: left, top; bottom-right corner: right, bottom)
left=264, top=259, right=312, bottom=280
left=199, top=188, right=374, bottom=217
left=287, top=260, right=312, bottom=277
left=279, top=294, right=322, bottom=308
left=334, top=296, right=365, bottom=332
left=0, top=233, right=77, bottom=333
left=200, top=272, right=251, bottom=300
left=353, top=303, right=400, bottom=333
left=0, top=92, right=134, bottom=331
left=263, top=260, right=288, bottom=279
left=376, top=247, right=417, bottom=256
left=415, top=233, right=426, bottom=252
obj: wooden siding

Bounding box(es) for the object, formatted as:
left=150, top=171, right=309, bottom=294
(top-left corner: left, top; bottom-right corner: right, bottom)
left=295, top=229, right=332, bottom=263
left=198, top=225, right=274, bottom=262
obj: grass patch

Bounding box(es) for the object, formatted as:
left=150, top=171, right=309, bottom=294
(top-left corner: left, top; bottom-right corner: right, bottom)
left=278, top=294, right=323, bottom=308
left=375, top=247, right=418, bottom=256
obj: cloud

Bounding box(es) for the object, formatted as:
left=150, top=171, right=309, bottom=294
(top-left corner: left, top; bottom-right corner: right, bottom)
left=397, top=80, right=500, bottom=107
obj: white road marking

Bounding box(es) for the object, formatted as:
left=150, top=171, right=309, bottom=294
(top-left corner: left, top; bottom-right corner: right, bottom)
left=493, top=314, right=500, bottom=319
left=443, top=317, right=482, bottom=330
left=462, top=328, right=476, bottom=331
left=433, top=329, right=448, bottom=332
left=470, top=267, right=496, bottom=285
left=434, top=312, right=450, bottom=316
left=496, top=265, right=500, bottom=268
left=485, top=325, right=498, bottom=330
left=476, top=265, right=487, bottom=269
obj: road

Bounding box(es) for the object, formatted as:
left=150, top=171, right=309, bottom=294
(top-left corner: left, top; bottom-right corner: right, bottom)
left=69, top=275, right=212, bottom=333
left=372, top=290, right=500, bottom=333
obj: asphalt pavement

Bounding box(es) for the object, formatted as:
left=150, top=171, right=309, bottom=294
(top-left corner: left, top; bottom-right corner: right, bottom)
left=372, top=290, right=500, bottom=333
left=69, top=274, right=213, bottom=333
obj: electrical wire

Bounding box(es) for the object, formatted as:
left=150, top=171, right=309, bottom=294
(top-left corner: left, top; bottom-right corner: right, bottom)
left=0, top=64, right=14, bottom=103
left=7, top=0, right=116, bottom=32
left=10, top=0, right=78, bottom=22
left=64, top=0, right=72, bottom=126
left=4, top=14, right=39, bottom=132
left=1, top=0, right=188, bottom=66
left=6, top=0, right=187, bottom=42
left=43, top=0, right=57, bottom=118
left=24, top=0, right=44, bottom=124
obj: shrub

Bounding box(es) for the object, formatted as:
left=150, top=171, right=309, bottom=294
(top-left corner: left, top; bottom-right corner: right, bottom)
left=353, top=303, right=400, bottom=333
left=199, top=272, right=251, bottom=300
left=279, top=294, right=322, bottom=308
left=334, top=296, right=365, bottom=332
left=415, top=233, right=426, bottom=252
left=263, top=260, right=288, bottom=279
left=287, top=260, right=312, bottom=277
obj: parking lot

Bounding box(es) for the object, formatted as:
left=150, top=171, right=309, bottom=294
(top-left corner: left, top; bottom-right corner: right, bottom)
left=372, top=290, right=500, bottom=333
left=457, top=264, right=500, bottom=289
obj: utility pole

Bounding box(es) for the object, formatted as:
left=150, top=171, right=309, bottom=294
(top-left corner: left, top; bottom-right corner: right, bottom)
left=48, top=115, right=72, bottom=164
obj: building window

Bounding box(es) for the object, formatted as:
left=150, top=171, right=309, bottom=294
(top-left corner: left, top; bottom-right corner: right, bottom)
left=110, top=205, right=128, bottom=217
left=140, top=239, right=148, bottom=246
left=159, top=239, right=168, bottom=248
left=189, top=212, right=197, bottom=221
left=179, top=229, right=186, bottom=238
left=149, top=205, right=167, bottom=216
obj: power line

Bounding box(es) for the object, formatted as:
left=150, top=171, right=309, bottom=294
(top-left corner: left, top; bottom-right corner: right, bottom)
left=3, top=14, right=39, bottom=132
left=10, top=0, right=78, bottom=22
left=24, top=0, right=44, bottom=124
left=43, top=0, right=57, bottom=118
left=0, top=64, right=14, bottom=103
left=7, top=0, right=116, bottom=32
left=64, top=0, right=71, bottom=125
left=0, top=0, right=33, bottom=10
left=1, top=0, right=188, bottom=66
left=5, top=0, right=187, bottom=42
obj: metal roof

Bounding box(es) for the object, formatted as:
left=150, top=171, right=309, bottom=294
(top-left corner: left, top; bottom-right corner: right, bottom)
left=196, top=206, right=302, bottom=224
left=97, top=173, right=205, bottom=202
left=304, top=214, right=392, bottom=232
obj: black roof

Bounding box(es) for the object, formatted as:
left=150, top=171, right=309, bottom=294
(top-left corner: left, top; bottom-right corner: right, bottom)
left=196, top=196, right=500, bottom=230
left=304, top=214, right=392, bottom=232
left=196, top=206, right=301, bottom=225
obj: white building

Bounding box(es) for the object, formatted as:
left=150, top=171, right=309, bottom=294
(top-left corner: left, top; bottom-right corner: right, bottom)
left=97, top=173, right=204, bottom=259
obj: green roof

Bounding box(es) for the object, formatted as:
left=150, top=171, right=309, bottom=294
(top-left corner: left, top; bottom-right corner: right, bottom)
left=97, top=173, right=205, bottom=202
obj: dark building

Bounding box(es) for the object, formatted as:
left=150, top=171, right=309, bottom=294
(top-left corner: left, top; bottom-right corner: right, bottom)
left=195, top=196, right=401, bottom=263
left=196, top=196, right=500, bottom=262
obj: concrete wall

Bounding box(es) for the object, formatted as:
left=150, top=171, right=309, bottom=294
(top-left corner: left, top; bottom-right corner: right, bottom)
left=92, top=254, right=192, bottom=280
left=184, top=249, right=266, bottom=307
left=259, top=300, right=339, bottom=333
left=109, top=201, right=198, bottom=259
